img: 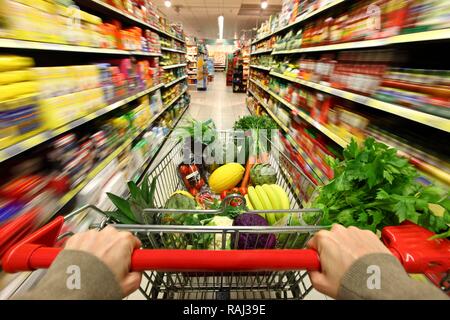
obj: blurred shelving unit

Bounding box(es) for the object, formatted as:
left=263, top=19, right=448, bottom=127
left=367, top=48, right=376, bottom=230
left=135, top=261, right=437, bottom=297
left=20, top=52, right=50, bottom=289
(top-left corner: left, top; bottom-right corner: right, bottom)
left=0, top=0, right=190, bottom=298
left=186, top=38, right=199, bottom=88
left=247, top=0, right=450, bottom=188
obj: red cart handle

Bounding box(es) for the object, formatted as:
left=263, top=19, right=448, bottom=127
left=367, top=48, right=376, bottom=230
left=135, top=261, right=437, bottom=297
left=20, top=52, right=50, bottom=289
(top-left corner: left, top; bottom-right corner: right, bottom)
left=4, top=247, right=321, bottom=272
left=1, top=216, right=321, bottom=272
left=2, top=217, right=449, bottom=275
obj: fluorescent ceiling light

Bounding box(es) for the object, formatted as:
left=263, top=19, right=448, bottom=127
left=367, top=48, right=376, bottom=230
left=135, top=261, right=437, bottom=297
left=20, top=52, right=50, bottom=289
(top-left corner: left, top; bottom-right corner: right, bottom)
left=218, top=15, right=224, bottom=40
left=164, top=0, right=171, bottom=8
left=261, top=1, right=268, bottom=9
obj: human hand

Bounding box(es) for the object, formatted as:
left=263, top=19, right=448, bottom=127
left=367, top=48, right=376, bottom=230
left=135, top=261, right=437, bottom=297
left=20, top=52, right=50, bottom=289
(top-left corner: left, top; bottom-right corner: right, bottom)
left=65, top=226, right=142, bottom=297
left=307, top=224, right=391, bottom=299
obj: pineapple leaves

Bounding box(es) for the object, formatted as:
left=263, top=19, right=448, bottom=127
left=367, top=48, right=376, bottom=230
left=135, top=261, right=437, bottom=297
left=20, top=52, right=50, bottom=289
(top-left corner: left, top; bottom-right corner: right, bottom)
left=106, top=193, right=138, bottom=223
left=107, top=175, right=159, bottom=226
left=128, top=181, right=146, bottom=208
left=103, top=210, right=137, bottom=224
left=142, top=175, right=150, bottom=204
left=149, top=176, right=157, bottom=208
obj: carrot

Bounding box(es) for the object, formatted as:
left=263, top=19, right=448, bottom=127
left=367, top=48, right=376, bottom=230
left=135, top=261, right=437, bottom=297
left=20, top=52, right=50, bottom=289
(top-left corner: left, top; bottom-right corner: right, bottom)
left=241, top=155, right=256, bottom=189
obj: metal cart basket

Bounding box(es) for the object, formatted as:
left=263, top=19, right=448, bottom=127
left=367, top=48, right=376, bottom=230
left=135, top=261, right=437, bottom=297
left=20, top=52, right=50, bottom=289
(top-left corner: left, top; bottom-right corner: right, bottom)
left=134, top=130, right=323, bottom=299
left=3, top=131, right=448, bottom=299
left=5, top=131, right=326, bottom=300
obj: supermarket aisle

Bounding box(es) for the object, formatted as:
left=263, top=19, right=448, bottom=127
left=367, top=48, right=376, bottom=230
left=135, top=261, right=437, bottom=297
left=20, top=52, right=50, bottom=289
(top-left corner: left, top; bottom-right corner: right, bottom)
left=147, top=72, right=249, bottom=171
left=186, top=72, right=249, bottom=129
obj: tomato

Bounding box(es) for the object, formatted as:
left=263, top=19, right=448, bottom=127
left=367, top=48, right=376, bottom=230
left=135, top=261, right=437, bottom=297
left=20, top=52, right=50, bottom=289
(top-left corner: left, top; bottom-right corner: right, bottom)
left=229, top=198, right=244, bottom=207
left=221, top=187, right=248, bottom=200
left=189, top=188, right=198, bottom=196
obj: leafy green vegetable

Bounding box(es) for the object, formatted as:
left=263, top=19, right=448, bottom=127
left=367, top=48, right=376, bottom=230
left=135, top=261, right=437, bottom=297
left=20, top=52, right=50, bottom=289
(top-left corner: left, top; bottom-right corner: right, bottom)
left=207, top=216, right=234, bottom=250
left=174, top=117, right=217, bottom=145
left=106, top=174, right=158, bottom=225
left=233, top=115, right=278, bottom=131
left=309, top=138, right=450, bottom=237
left=148, top=177, right=157, bottom=208
left=233, top=115, right=278, bottom=159
left=162, top=193, right=197, bottom=225
left=106, top=193, right=137, bottom=223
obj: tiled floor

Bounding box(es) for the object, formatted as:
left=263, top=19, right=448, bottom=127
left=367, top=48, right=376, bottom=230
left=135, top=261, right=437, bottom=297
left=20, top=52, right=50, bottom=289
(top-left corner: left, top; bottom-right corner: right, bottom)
left=127, top=73, right=329, bottom=300
left=185, top=73, right=249, bottom=129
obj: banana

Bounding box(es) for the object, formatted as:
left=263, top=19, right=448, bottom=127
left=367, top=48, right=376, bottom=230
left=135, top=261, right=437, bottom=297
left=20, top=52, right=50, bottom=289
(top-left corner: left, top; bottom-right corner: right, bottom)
left=262, top=184, right=281, bottom=209
left=248, top=186, right=265, bottom=219
left=255, top=185, right=271, bottom=210
left=244, top=194, right=254, bottom=211
left=270, top=184, right=290, bottom=220
left=271, top=184, right=290, bottom=209
left=255, top=185, right=277, bottom=225
left=262, top=184, right=281, bottom=224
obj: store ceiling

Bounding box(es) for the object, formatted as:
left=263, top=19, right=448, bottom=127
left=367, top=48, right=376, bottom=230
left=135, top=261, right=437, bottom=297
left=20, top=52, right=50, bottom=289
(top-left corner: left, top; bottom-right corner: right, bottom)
left=152, top=0, right=282, bottom=39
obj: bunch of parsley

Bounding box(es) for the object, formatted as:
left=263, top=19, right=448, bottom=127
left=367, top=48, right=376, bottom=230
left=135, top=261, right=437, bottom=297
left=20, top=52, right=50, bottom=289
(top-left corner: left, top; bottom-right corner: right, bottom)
left=310, top=138, right=450, bottom=238
left=233, top=115, right=278, bottom=159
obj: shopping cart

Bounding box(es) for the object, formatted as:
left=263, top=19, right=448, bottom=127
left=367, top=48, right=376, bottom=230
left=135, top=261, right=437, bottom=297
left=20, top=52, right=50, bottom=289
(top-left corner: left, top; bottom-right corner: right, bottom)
left=3, top=131, right=449, bottom=299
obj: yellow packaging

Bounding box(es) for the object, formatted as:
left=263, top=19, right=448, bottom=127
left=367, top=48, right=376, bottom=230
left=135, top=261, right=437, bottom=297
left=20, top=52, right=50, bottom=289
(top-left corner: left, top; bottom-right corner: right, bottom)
left=0, top=81, right=39, bottom=101
left=0, top=70, right=36, bottom=85
left=40, top=94, right=76, bottom=129
left=0, top=55, right=34, bottom=72
left=13, top=0, right=57, bottom=14
left=80, top=10, right=102, bottom=25
left=0, top=93, right=44, bottom=149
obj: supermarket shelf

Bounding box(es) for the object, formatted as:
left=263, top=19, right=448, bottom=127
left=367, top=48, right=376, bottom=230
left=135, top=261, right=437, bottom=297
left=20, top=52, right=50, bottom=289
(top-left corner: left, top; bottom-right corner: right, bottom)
left=252, top=78, right=450, bottom=185
left=0, top=38, right=162, bottom=56
left=0, top=100, right=184, bottom=299
left=390, top=28, right=450, bottom=44
left=0, top=83, right=165, bottom=164
left=75, top=0, right=185, bottom=43
left=272, top=28, right=450, bottom=54
left=248, top=87, right=327, bottom=183
left=163, top=75, right=188, bottom=88
left=251, top=0, right=346, bottom=45
left=164, top=87, right=188, bottom=108
left=162, top=63, right=187, bottom=70
left=250, top=48, right=273, bottom=56
left=269, top=71, right=450, bottom=133
left=131, top=51, right=162, bottom=57
left=250, top=79, right=349, bottom=147
left=248, top=89, right=289, bottom=133
left=161, top=47, right=187, bottom=54
left=58, top=137, right=135, bottom=207
left=59, top=95, right=182, bottom=208
left=132, top=104, right=189, bottom=184
left=250, top=65, right=272, bottom=71
left=272, top=39, right=385, bottom=54
left=285, top=134, right=328, bottom=184
left=246, top=103, right=254, bottom=116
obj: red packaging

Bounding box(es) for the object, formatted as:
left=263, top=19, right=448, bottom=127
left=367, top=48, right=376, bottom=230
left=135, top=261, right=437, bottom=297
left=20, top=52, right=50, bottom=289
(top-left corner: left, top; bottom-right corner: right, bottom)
left=178, top=164, right=205, bottom=196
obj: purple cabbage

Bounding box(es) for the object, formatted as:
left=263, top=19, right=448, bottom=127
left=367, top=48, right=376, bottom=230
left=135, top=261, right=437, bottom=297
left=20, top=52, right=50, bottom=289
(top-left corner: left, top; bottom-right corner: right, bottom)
left=232, top=213, right=276, bottom=249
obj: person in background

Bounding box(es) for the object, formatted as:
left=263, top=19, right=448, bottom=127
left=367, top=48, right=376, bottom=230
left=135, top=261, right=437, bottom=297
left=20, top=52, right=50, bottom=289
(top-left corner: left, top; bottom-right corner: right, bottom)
left=15, top=224, right=448, bottom=300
